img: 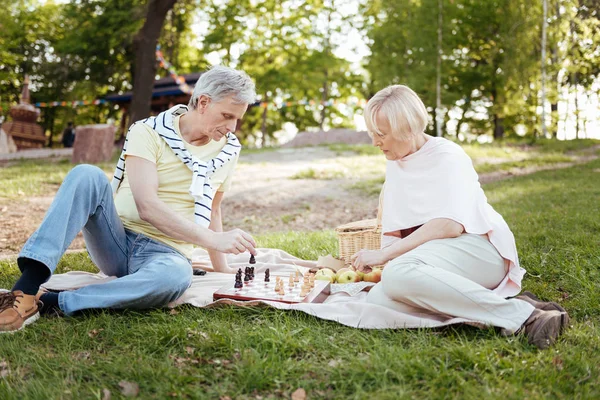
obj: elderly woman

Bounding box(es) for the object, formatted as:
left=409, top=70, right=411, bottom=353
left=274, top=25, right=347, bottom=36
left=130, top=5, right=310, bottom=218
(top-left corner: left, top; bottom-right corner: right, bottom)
left=351, top=85, right=569, bottom=349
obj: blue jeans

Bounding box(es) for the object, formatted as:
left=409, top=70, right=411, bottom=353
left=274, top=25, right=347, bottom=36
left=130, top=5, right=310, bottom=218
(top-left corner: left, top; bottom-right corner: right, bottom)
left=18, top=165, right=193, bottom=316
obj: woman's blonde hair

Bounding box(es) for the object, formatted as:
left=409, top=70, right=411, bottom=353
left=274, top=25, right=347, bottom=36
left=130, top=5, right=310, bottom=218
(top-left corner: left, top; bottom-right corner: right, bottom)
left=364, top=85, right=429, bottom=141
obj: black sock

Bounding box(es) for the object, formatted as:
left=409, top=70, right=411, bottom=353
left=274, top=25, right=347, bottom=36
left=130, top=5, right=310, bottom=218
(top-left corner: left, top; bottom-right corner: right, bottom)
left=12, top=258, right=51, bottom=295
left=39, top=292, right=60, bottom=314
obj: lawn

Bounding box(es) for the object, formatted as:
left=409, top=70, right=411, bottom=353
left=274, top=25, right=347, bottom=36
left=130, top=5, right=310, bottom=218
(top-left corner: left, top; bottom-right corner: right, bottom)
left=0, top=144, right=599, bottom=399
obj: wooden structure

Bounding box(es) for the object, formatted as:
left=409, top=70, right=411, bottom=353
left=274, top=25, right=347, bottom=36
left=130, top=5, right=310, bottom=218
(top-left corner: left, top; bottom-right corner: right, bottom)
left=106, top=72, right=255, bottom=136
left=106, top=73, right=201, bottom=135
left=3, top=76, right=46, bottom=149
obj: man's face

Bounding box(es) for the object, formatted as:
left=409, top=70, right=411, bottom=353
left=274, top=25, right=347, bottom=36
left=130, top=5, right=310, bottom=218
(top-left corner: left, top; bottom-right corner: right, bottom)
left=196, top=95, right=248, bottom=141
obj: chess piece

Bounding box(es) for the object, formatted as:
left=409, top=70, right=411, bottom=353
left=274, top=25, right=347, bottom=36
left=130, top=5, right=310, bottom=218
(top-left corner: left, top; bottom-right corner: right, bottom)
left=250, top=267, right=255, bottom=280
left=264, top=268, right=270, bottom=282
left=294, top=270, right=300, bottom=282
left=288, top=275, right=295, bottom=289
left=244, top=268, right=250, bottom=282
left=249, top=254, right=256, bottom=264
left=234, top=273, right=243, bottom=289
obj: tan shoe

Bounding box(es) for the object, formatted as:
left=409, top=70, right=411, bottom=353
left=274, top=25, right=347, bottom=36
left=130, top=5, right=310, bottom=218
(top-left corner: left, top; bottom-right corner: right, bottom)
left=516, top=291, right=566, bottom=313
left=523, top=308, right=570, bottom=349
left=0, top=290, right=40, bottom=333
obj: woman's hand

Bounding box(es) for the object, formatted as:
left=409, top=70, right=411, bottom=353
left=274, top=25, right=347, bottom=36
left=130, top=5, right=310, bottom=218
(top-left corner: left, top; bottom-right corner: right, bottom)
left=351, top=249, right=388, bottom=273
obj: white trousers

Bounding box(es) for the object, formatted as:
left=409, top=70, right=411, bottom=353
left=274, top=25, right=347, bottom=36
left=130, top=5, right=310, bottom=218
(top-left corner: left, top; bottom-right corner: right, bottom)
left=366, top=234, right=534, bottom=332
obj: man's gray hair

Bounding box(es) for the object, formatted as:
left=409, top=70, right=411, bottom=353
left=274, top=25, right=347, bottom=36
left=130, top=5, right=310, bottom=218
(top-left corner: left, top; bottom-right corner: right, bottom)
left=188, top=65, right=256, bottom=109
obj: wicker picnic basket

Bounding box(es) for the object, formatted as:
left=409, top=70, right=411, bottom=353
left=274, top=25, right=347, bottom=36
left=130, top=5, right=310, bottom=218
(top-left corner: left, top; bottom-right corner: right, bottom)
left=335, top=186, right=384, bottom=266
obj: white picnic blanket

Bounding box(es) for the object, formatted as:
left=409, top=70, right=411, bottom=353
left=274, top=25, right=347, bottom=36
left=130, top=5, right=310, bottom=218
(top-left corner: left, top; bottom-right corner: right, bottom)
left=43, top=248, right=475, bottom=329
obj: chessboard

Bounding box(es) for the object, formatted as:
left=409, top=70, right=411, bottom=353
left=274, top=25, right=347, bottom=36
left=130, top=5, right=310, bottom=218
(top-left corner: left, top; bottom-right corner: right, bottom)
left=213, top=272, right=331, bottom=304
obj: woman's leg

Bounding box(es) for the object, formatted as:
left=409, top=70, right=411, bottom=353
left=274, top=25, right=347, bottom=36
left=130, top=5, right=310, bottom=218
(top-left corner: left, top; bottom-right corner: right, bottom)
left=367, top=234, right=534, bottom=332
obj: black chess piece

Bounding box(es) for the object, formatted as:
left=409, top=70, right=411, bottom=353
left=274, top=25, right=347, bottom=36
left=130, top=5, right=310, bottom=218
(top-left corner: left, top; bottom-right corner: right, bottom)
left=250, top=267, right=255, bottom=280
left=234, top=273, right=243, bottom=289
left=249, top=254, right=256, bottom=264
left=264, top=268, right=270, bottom=282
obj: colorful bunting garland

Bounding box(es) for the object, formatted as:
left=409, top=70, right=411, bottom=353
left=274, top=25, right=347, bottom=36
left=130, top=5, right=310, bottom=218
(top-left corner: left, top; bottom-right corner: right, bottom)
left=156, top=45, right=192, bottom=94
left=34, top=99, right=107, bottom=108
left=31, top=46, right=365, bottom=110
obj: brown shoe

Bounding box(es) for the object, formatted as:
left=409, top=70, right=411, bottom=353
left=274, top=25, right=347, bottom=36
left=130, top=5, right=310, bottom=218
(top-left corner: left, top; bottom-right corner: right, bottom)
left=516, top=291, right=566, bottom=313
left=523, top=308, right=570, bottom=349
left=0, top=290, right=40, bottom=333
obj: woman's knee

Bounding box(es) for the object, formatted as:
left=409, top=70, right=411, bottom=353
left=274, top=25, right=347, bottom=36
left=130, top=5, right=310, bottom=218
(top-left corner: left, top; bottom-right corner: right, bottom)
left=380, top=260, right=424, bottom=300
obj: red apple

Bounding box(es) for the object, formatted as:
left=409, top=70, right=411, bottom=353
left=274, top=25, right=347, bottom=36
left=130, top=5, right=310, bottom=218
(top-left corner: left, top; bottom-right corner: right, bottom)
left=363, top=268, right=383, bottom=283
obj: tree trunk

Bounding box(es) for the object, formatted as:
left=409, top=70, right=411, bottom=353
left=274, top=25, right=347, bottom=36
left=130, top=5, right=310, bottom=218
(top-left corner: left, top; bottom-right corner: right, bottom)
left=435, top=0, right=443, bottom=137
left=574, top=88, right=579, bottom=139
left=491, top=86, right=505, bottom=140
left=550, top=1, right=560, bottom=138
left=455, top=99, right=471, bottom=138
left=320, top=69, right=329, bottom=131
left=261, top=94, right=268, bottom=140
left=129, top=0, right=178, bottom=128
left=541, top=0, right=548, bottom=138
left=493, top=114, right=505, bottom=140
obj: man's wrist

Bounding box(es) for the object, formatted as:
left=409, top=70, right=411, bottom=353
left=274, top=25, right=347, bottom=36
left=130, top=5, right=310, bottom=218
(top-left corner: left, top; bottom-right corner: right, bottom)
left=199, top=228, right=218, bottom=250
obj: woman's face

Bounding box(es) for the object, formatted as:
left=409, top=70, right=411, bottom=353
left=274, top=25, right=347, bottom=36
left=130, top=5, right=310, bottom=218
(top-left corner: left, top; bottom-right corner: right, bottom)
left=370, top=113, right=416, bottom=160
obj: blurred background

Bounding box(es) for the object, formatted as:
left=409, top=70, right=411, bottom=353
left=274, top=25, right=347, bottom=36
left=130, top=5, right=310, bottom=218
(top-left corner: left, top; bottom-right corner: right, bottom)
left=0, top=0, right=598, bottom=148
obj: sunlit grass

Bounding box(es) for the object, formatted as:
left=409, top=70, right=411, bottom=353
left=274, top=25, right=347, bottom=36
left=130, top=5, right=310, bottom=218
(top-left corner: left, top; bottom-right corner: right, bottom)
left=1, top=159, right=599, bottom=398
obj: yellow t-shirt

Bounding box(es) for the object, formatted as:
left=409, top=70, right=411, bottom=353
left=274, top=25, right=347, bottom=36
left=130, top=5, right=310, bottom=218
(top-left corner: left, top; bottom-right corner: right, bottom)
left=114, top=115, right=238, bottom=258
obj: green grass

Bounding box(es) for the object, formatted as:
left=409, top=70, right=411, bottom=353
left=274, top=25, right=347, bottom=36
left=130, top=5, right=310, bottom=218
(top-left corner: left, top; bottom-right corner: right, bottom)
left=348, top=177, right=385, bottom=197
left=0, top=154, right=118, bottom=200
left=291, top=167, right=349, bottom=180
left=327, top=143, right=382, bottom=156
left=531, top=138, right=600, bottom=154
left=474, top=154, right=574, bottom=174
left=1, top=146, right=600, bottom=398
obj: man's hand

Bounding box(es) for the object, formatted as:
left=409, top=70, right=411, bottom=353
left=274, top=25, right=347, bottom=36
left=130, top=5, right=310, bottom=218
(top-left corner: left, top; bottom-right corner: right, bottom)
left=351, top=249, right=388, bottom=273
left=210, top=228, right=257, bottom=255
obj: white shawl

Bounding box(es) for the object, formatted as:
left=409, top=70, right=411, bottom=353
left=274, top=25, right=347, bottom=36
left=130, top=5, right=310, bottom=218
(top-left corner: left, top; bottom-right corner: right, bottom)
left=381, top=137, right=525, bottom=297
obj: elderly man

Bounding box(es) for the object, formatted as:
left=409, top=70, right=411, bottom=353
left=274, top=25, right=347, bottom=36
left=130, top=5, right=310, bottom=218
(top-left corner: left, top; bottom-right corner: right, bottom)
left=0, top=66, right=257, bottom=332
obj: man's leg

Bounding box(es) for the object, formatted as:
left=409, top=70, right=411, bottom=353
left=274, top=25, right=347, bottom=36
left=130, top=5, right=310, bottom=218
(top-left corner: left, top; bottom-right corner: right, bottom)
left=58, top=248, right=192, bottom=315
left=1, top=165, right=128, bottom=332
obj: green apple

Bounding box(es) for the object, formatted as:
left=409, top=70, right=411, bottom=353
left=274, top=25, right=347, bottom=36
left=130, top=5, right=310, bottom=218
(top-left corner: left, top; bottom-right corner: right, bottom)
left=351, top=266, right=365, bottom=281
left=335, top=268, right=351, bottom=282
left=336, top=270, right=360, bottom=284
left=315, top=268, right=336, bottom=283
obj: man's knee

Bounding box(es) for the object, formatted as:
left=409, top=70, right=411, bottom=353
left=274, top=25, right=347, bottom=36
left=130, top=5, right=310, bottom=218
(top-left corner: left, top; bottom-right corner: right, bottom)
left=152, top=258, right=192, bottom=300
left=67, top=164, right=108, bottom=188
